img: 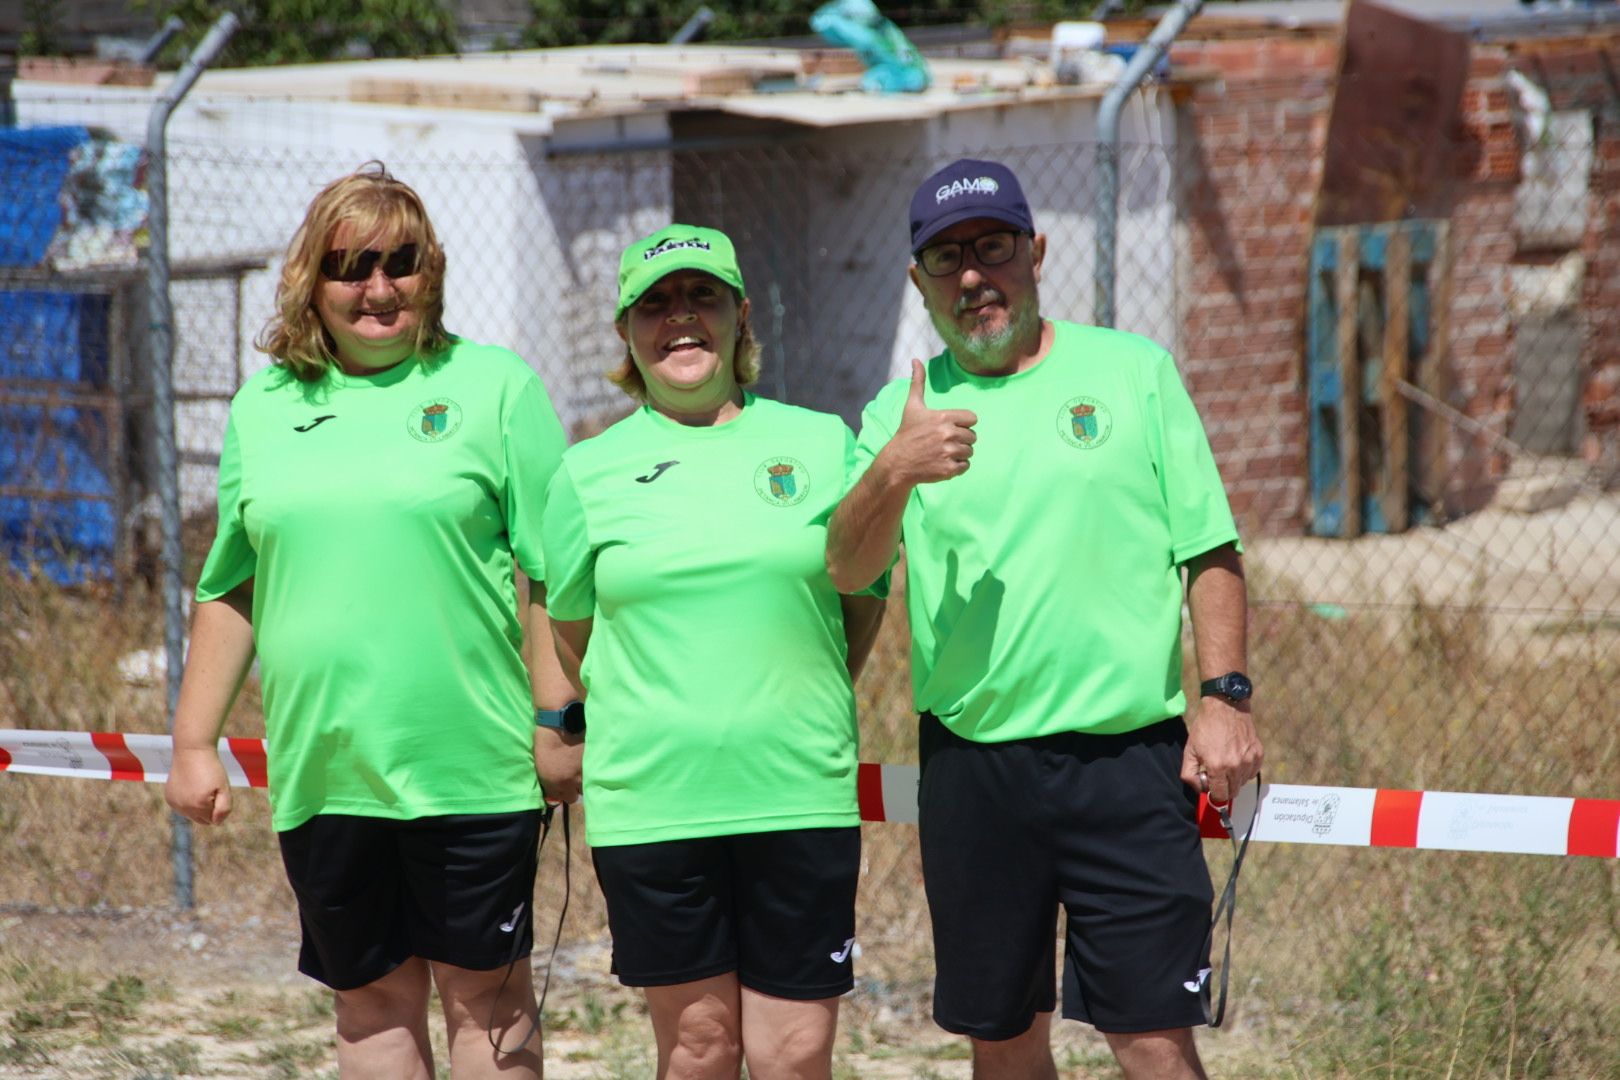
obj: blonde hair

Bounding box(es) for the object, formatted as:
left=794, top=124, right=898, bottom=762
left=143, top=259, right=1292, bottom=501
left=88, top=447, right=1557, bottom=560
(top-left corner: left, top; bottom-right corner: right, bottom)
left=608, top=288, right=761, bottom=402
left=256, top=162, right=450, bottom=381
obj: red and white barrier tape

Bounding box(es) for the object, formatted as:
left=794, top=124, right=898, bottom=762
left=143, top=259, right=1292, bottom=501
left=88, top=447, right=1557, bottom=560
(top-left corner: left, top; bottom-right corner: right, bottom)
left=859, top=764, right=1620, bottom=857
left=3, top=730, right=1616, bottom=858
left=0, top=729, right=268, bottom=788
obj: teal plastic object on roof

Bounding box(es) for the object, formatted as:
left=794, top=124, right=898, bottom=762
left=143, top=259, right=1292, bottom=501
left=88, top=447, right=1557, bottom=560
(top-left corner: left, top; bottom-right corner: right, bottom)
left=810, top=0, right=930, bottom=94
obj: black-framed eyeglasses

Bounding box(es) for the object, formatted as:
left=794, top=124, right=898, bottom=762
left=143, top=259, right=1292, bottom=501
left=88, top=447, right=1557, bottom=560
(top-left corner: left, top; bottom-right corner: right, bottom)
left=916, top=230, right=1024, bottom=278
left=319, top=243, right=420, bottom=283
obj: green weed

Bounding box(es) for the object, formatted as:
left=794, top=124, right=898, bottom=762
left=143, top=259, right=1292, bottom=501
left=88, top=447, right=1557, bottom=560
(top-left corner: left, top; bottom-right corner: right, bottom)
left=202, top=1011, right=264, bottom=1040
left=0, top=1033, right=50, bottom=1068
left=545, top=990, right=630, bottom=1036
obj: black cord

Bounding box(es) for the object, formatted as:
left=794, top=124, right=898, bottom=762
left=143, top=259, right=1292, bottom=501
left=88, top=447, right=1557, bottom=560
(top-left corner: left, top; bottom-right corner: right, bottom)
left=488, top=802, right=571, bottom=1057
left=1200, top=773, right=1260, bottom=1029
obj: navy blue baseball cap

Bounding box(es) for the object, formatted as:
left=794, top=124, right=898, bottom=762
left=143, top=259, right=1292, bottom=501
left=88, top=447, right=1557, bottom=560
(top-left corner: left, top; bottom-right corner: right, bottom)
left=909, top=158, right=1035, bottom=254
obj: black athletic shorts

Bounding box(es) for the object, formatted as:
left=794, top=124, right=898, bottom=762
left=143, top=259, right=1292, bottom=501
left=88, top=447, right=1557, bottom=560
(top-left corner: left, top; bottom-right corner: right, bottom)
left=918, top=713, right=1213, bottom=1038
left=591, top=827, right=860, bottom=1001
left=277, top=809, right=543, bottom=991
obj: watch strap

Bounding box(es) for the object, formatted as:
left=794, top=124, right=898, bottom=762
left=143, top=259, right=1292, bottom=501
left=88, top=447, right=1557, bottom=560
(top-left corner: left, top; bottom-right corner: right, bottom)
left=1199, top=672, right=1252, bottom=701
left=535, top=700, right=584, bottom=732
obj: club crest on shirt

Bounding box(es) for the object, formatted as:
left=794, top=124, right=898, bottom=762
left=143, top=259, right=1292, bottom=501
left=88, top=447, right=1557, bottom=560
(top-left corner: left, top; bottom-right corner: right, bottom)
left=754, top=456, right=810, bottom=506
left=409, top=397, right=463, bottom=443
left=1057, top=395, right=1113, bottom=449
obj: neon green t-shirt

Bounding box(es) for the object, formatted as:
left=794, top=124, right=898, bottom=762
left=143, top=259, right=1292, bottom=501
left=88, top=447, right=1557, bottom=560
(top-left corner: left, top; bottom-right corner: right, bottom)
left=195, top=340, right=567, bottom=831
left=541, top=394, right=862, bottom=846
left=853, top=321, right=1239, bottom=742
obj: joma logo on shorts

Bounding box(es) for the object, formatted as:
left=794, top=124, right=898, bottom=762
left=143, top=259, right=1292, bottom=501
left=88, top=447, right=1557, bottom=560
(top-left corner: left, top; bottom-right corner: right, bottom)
left=644, top=238, right=711, bottom=260
left=936, top=177, right=1000, bottom=203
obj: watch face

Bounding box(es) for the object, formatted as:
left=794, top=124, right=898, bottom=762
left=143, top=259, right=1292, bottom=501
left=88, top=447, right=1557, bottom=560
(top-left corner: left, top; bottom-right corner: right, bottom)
left=561, top=701, right=587, bottom=735
left=1202, top=672, right=1252, bottom=702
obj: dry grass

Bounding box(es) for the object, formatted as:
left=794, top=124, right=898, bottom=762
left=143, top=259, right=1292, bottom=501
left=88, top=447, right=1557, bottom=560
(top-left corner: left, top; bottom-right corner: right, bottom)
left=3, top=561, right=1620, bottom=1077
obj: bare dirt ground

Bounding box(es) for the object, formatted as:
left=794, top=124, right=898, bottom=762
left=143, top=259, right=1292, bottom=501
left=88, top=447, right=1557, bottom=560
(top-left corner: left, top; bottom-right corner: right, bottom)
left=1246, top=487, right=1620, bottom=657
left=0, top=903, right=1166, bottom=1079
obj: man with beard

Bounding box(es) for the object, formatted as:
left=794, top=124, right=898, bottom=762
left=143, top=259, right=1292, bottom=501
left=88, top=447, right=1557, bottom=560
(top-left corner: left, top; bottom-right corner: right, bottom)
left=826, top=159, right=1262, bottom=1080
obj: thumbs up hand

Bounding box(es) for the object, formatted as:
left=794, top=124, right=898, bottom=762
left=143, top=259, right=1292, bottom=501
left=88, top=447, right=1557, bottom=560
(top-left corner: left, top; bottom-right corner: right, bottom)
left=882, top=359, right=978, bottom=486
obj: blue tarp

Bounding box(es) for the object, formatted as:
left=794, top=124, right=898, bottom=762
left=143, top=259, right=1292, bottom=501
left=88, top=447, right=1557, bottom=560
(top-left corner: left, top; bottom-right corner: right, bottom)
left=0, top=289, right=109, bottom=383
left=1, top=406, right=119, bottom=585
left=0, top=125, right=88, bottom=267
left=1, top=125, right=119, bottom=584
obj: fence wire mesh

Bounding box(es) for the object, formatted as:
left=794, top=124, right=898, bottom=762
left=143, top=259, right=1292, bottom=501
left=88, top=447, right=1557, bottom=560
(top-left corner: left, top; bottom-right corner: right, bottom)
left=3, top=86, right=1618, bottom=1073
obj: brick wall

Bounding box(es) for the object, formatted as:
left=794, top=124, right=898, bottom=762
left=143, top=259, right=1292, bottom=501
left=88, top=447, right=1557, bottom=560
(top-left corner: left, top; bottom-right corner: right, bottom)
left=1171, top=38, right=1336, bottom=537
left=1515, top=41, right=1620, bottom=483
left=1444, top=48, right=1519, bottom=513
left=1589, top=152, right=1620, bottom=481
left=1165, top=32, right=1613, bottom=534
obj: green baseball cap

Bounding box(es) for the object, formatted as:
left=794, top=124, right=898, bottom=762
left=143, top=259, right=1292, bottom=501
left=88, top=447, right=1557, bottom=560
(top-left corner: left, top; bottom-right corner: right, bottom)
left=616, top=224, right=745, bottom=319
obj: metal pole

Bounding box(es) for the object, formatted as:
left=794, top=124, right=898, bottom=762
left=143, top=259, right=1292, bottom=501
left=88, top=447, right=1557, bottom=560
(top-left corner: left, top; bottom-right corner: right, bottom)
left=1094, top=0, right=1203, bottom=329
left=670, top=6, right=715, bottom=45
left=146, top=11, right=240, bottom=912
left=139, top=17, right=187, bottom=66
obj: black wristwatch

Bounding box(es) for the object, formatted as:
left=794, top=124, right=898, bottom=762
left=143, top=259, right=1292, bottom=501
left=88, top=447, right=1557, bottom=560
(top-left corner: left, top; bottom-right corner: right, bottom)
left=534, top=700, right=586, bottom=735
left=1199, top=672, right=1253, bottom=704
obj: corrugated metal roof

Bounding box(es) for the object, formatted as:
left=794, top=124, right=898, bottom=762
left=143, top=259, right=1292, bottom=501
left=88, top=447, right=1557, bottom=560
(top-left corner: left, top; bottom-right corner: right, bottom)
left=194, top=45, right=803, bottom=106
left=714, top=81, right=1108, bottom=128
left=70, top=43, right=1120, bottom=130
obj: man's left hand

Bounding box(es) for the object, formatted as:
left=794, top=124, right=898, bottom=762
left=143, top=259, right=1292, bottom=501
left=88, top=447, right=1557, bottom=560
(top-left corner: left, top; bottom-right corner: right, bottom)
left=535, top=727, right=584, bottom=804
left=1183, top=697, right=1263, bottom=807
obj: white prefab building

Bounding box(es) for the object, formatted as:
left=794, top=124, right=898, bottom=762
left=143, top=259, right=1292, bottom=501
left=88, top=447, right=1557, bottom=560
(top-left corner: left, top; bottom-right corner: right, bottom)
left=14, top=44, right=1181, bottom=509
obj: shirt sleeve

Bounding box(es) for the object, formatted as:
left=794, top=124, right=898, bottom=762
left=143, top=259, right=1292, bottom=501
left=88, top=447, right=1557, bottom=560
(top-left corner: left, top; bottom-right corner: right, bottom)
left=839, top=420, right=890, bottom=599
left=195, top=415, right=256, bottom=602
left=1149, top=350, right=1242, bottom=565
left=502, top=372, right=569, bottom=582
left=849, top=382, right=901, bottom=489
left=837, top=421, right=862, bottom=500
left=538, top=460, right=596, bottom=621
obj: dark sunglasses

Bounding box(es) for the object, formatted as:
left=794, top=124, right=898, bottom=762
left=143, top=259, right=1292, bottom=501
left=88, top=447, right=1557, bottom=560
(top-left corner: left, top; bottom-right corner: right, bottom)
left=319, top=243, right=420, bottom=283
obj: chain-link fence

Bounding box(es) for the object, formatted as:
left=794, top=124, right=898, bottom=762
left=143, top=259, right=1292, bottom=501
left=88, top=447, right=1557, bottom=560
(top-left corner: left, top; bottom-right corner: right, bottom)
left=3, top=84, right=1618, bottom=1072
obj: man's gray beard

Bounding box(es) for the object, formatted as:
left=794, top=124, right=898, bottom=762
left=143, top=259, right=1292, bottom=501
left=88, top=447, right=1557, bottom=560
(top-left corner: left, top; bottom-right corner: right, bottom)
left=931, top=292, right=1042, bottom=371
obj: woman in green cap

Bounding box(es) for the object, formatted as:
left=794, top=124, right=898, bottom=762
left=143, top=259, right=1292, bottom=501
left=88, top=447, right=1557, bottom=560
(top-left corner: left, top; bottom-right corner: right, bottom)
left=537, top=224, right=884, bottom=1079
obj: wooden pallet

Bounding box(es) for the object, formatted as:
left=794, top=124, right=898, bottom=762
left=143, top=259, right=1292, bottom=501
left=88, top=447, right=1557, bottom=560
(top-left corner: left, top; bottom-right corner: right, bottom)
left=1306, top=220, right=1450, bottom=536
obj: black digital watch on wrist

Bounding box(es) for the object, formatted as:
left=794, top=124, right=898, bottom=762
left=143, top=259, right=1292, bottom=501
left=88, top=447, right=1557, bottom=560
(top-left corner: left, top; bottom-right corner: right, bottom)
left=1198, top=671, right=1253, bottom=704
left=534, top=700, right=586, bottom=735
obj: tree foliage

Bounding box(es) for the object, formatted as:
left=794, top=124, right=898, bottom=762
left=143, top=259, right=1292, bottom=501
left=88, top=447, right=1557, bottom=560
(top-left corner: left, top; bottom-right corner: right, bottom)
left=133, top=0, right=460, bottom=67
left=124, top=0, right=1154, bottom=67
left=520, top=1, right=1108, bottom=49
left=20, top=0, right=67, bottom=56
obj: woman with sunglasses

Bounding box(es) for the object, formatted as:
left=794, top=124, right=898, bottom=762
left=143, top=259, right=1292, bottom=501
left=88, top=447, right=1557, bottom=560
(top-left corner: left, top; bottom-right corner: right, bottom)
left=537, top=224, right=886, bottom=1080
left=165, top=162, right=568, bottom=1079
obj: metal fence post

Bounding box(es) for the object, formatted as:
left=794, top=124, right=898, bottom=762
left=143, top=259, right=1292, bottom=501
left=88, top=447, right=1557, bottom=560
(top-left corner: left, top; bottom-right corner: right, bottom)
left=1095, top=0, right=1204, bottom=329
left=145, top=11, right=240, bottom=912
